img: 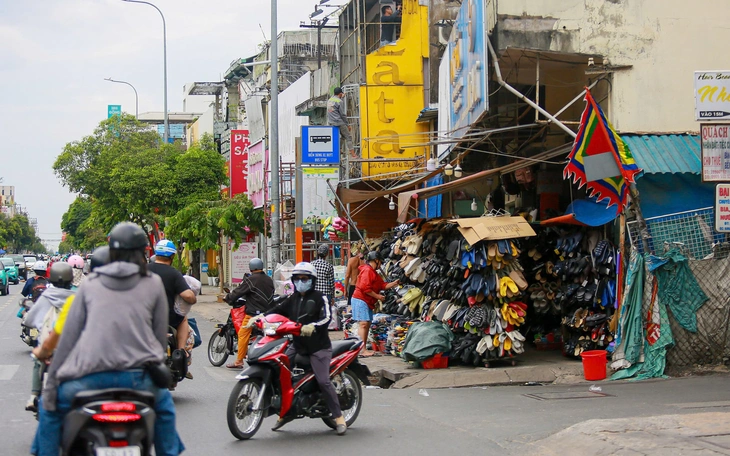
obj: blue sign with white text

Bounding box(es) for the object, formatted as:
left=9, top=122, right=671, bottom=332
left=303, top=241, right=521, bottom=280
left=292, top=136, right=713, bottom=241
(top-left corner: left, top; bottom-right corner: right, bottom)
left=108, top=105, right=122, bottom=118
left=448, top=0, right=488, bottom=138
left=301, top=125, right=340, bottom=165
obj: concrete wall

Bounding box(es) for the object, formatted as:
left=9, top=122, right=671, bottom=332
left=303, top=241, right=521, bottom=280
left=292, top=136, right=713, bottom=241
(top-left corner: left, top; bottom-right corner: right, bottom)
left=497, top=0, right=730, bottom=133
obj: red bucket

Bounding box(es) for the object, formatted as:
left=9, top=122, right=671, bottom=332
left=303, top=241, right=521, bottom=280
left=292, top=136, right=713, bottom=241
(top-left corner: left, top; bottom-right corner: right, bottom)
left=580, top=350, right=608, bottom=381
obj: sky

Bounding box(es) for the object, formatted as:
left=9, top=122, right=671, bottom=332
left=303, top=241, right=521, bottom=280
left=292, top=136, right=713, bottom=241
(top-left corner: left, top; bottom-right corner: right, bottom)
left=0, top=0, right=315, bottom=252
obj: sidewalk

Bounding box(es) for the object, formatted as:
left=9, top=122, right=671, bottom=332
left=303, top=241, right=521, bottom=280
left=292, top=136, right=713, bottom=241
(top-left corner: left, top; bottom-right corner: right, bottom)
left=534, top=411, right=730, bottom=455
left=193, top=285, right=601, bottom=389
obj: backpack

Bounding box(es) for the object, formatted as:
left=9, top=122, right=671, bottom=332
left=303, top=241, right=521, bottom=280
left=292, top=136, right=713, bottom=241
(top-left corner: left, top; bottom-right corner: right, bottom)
left=31, top=277, right=48, bottom=303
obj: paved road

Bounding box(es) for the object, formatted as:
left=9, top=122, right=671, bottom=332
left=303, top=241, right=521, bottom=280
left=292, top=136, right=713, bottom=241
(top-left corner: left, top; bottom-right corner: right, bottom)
left=2, top=284, right=730, bottom=455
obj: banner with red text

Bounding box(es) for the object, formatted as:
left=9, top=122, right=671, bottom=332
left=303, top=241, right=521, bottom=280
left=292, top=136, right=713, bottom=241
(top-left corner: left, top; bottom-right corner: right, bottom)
left=230, top=130, right=250, bottom=196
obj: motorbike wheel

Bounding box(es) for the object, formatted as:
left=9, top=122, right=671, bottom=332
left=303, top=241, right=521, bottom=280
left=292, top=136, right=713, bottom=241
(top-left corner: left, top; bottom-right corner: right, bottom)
left=207, top=330, right=229, bottom=367
left=0, top=282, right=6, bottom=296
left=322, top=369, right=363, bottom=429
left=227, top=379, right=265, bottom=440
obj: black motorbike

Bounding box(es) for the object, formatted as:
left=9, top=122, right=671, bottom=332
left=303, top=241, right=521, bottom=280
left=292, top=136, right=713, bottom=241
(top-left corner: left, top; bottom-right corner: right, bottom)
left=61, top=388, right=155, bottom=456
left=166, top=326, right=189, bottom=390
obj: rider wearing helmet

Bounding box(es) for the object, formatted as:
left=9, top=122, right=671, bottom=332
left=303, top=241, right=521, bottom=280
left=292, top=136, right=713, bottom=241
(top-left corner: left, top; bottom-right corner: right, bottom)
left=24, top=262, right=76, bottom=413
left=312, top=244, right=335, bottom=304
left=35, top=222, right=184, bottom=456
left=21, top=261, right=49, bottom=302
left=352, top=251, right=399, bottom=357
left=261, top=262, right=348, bottom=435
left=148, top=239, right=197, bottom=352
left=223, top=257, right=274, bottom=369
left=67, top=254, right=85, bottom=288
left=34, top=247, right=113, bottom=363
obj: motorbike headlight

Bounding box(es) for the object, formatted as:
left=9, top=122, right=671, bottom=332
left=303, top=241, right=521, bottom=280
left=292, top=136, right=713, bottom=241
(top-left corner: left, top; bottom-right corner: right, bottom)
left=263, top=322, right=282, bottom=336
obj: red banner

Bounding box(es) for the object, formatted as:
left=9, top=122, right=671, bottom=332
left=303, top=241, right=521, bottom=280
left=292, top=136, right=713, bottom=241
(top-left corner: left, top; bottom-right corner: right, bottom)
left=230, top=130, right=250, bottom=197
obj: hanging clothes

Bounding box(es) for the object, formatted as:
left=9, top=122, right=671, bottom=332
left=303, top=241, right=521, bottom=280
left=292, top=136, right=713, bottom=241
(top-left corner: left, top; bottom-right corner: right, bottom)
left=610, top=249, right=645, bottom=372
left=648, top=248, right=708, bottom=333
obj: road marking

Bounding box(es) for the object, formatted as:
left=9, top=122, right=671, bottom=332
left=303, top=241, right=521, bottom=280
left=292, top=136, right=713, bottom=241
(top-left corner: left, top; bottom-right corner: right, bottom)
left=672, top=401, right=730, bottom=409
left=0, top=365, right=20, bottom=380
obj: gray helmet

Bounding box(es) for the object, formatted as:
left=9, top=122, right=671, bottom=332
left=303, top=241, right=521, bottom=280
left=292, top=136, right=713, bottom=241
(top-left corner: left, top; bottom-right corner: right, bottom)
left=109, top=222, right=148, bottom=250
left=249, top=257, right=264, bottom=271
left=317, top=244, right=329, bottom=258
left=90, top=246, right=111, bottom=271
left=50, top=262, right=74, bottom=288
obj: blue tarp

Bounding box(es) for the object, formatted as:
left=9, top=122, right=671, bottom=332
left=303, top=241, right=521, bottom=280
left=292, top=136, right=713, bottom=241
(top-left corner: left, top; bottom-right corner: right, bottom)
left=541, top=197, right=619, bottom=227
left=418, top=175, right=443, bottom=219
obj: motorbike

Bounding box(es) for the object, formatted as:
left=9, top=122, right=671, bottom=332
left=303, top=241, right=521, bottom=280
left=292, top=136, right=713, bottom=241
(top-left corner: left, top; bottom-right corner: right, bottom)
left=226, top=314, right=371, bottom=440
left=61, top=388, right=156, bottom=456
left=166, top=326, right=189, bottom=390
left=207, top=297, right=244, bottom=367
left=18, top=298, right=39, bottom=347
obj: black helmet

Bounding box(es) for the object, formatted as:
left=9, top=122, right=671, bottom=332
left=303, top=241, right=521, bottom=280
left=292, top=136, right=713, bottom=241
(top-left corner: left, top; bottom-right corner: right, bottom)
left=317, top=244, right=329, bottom=258
left=90, top=246, right=111, bottom=271
left=367, top=251, right=381, bottom=262
left=109, top=222, right=148, bottom=250
left=249, top=257, right=264, bottom=271
left=49, top=262, right=73, bottom=288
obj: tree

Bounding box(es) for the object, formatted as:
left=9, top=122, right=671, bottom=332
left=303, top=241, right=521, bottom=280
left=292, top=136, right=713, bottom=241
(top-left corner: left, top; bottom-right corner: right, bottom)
left=0, top=213, right=45, bottom=253
left=166, top=195, right=267, bottom=291
left=54, top=116, right=226, bottom=243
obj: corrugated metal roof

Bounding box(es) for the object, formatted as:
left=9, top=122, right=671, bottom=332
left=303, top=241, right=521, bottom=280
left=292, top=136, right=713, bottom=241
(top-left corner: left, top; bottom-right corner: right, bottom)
left=622, top=134, right=701, bottom=175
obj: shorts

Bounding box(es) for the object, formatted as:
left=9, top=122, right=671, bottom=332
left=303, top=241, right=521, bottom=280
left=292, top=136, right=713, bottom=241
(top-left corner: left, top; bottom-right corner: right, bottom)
left=351, top=297, right=373, bottom=322
left=169, top=311, right=185, bottom=329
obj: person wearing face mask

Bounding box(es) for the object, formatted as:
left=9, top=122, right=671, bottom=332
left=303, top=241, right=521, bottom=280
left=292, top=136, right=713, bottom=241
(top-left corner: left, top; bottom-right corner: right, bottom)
left=352, top=251, right=399, bottom=357
left=248, top=262, right=347, bottom=435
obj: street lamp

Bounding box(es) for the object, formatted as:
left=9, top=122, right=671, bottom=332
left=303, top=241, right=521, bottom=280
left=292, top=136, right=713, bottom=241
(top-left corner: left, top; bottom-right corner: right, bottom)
left=104, top=78, right=139, bottom=118
left=122, top=0, right=168, bottom=143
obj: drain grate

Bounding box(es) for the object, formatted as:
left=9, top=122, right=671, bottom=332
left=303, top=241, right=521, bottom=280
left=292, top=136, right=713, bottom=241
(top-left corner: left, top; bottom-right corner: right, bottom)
left=523, top=391, right=614, bottom=401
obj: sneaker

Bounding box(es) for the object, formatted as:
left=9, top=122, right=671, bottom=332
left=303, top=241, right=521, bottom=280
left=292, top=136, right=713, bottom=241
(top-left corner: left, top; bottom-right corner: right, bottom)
left=185, top=371, right=193, bottom=380
left=25, top=395, right=38, bottom=412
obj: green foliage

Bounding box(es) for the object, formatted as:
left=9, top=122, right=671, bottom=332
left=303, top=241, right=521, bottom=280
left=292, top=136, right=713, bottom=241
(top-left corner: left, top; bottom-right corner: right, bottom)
left=0, top=213, right=46, bottom=253
left=166, top=194, right=267, bottom=254
left=54, top=116, right=227, bottom=248
left=207, top=266, right=219, bottom=278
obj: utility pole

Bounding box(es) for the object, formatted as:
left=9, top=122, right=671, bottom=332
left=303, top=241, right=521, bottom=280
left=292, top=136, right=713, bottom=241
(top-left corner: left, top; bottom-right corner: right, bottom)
left=270, top=0, right=281, bottom=265
left=299, top=18, right=337, bottom=70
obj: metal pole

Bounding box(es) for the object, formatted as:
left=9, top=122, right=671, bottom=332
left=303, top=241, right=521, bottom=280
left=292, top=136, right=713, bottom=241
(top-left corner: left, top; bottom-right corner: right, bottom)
left=317, top=22, right=322, bottom=70
left=270, top=0, right=281, bottom=265
left=122, top=0, right=168, bottom=142
left=104, top=78, right=139, bottom=118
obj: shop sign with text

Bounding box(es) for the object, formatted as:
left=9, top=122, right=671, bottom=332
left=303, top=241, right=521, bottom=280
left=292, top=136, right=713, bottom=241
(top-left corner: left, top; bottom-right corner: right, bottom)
left=247, top=140, right=267, bottom=208
left=701, top=123, right=730, bottom=181
left=695, top=71, right=730, bottom=120
left=230, top=130, right=250, bottom=196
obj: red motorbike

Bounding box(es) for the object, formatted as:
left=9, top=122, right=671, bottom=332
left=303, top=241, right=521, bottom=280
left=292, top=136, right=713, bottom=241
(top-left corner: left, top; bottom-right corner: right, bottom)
left=226, top=314, right=370, bottom=440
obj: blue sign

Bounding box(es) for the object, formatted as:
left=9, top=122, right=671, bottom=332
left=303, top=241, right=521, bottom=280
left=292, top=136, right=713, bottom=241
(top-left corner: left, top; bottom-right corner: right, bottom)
left=201, top=263, right=209, bottom=273
left=448, top=0, right=488, bottom=138
left=108, top=105, right=122, bottom=118
left=301, top=125, right=340, bottom=165
left=157, top=124, right=186, bottom=139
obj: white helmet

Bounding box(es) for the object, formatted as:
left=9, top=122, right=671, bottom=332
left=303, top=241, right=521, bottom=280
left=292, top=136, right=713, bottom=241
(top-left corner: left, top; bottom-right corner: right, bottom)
left=32, top=261, right=48, bottom=273
left=291, top=262, right=317, bottom=279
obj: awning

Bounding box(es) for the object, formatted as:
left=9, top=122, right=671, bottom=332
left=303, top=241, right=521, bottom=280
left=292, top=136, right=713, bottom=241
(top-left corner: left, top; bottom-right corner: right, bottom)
left=541, top=198, right=620, bottom=227
left=396, top=143, right=572, bottom=222
left=622, top=134, right=701, bottom=175
left=338, top=170, right=439, bottom=205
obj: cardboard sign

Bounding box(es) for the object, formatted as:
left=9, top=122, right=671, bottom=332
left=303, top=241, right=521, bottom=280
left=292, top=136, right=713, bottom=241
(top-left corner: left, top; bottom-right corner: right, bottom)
left=452, top=216, right=536, bottom=244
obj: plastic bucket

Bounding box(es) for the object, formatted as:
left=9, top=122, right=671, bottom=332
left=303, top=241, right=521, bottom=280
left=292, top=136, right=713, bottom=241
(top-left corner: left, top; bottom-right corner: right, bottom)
left=580, top=350, right=608, bottom=381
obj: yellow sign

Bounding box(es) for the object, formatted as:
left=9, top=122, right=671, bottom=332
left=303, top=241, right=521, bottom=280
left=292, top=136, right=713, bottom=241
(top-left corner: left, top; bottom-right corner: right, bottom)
left=360, top=0, right=429, bottom=177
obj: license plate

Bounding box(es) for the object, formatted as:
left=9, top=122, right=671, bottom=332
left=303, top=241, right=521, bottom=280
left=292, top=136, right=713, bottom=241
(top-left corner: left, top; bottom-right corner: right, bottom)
left=95, top=447, right=141, bottom=456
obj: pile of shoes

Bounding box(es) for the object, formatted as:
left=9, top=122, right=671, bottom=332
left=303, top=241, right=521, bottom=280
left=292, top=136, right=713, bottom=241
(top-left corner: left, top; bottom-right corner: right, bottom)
left=387, top=320, right=414, bottom=357
left=369, top=315, right=392, bottom=353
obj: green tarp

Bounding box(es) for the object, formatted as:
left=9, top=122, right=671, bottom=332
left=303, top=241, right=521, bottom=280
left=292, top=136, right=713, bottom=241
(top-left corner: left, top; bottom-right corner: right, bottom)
left=401, top=321, right=455, bottom=363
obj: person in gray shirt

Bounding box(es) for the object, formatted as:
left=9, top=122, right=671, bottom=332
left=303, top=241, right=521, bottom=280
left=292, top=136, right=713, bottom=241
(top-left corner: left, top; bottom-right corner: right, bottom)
left=327, top=87, right=356, bottom=159
left=33, top=222, right=184, bottom=456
